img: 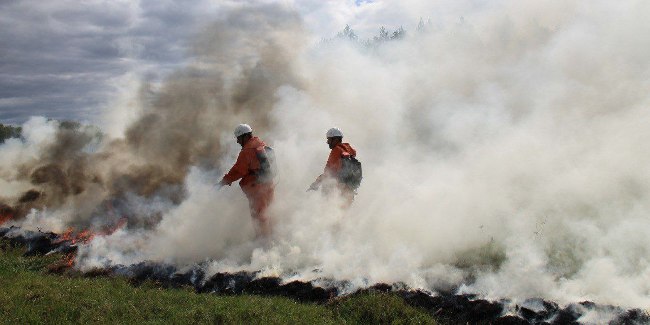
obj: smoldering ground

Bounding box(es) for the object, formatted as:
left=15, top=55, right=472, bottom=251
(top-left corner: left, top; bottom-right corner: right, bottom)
left=2, top=1, right=650, bottom=314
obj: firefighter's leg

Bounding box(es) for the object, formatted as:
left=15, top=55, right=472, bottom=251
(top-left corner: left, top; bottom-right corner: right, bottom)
left=248, top=184, right=274, bottom=237
left=337, top=184, right=355, bottom=210
left=341, top=189, right=355, bottom=209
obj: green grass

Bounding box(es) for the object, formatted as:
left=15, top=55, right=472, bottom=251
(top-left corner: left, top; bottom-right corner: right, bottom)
left=0, top=244, right=438, bottom=324
left=332, top=292, right=436, bottom=324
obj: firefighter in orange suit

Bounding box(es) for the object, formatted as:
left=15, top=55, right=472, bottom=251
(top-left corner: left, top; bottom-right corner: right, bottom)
left=218, top=124, right=274, bottom=237
left=308, top=127, right=357, bottom=208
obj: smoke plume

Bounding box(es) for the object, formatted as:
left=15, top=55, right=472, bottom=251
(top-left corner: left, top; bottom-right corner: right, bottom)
left=2, top=1, right=650, bottom=311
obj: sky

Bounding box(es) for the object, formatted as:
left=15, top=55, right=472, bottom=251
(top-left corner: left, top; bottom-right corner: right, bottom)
left=0, top=0, right=426, bottom=125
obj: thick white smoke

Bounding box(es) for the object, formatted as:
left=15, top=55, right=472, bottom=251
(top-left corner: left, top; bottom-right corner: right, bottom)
left=4, top=0, right=650, bottom=310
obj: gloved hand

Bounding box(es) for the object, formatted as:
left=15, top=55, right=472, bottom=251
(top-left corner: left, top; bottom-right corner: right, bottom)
left=306, top=182, right=319, bottom=192
left=215, top=180, right=227, bottom=189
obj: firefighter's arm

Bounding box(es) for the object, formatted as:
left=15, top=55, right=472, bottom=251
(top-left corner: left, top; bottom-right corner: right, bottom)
left=324, top=147, right=343, bottom=176
left=220, top=150, right=249, bottom=186
left=308, top=174, right=324, bottom=191
left=308, top=148, right=341, bottom=191
left=323, top=147, right=341, bottom=175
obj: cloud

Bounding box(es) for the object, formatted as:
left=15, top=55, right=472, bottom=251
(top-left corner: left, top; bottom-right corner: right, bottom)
left=0, top=0, right=446, bottom=125
left=0, top=0, right=223, bottom=124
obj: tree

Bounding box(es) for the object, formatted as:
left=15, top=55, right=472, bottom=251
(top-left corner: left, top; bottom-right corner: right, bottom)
left=417, top=18, right=426, bottom=32
left=59, top=120, right=81, bottom=130
left=0, top=123, right=22, bottom=143
left=391, top=26, right=405, bottom=40
left=337, top=25, right=358, bottom=41
left=374, top=26, right=390, bottom=42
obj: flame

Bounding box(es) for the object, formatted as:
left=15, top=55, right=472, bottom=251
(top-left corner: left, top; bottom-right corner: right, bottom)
left=57, top=228, right=73, bottom=242
left=0, top=204, right=14, bottom=226
left=74, top=229, right=95, bottom=244
left=0, top=213, right=12, bottom=226
left=54, top=217, right=127, bottom=245
left=63, top=253, right=76, bottom=268
left=50, top=217, right=128, bottom=271
left=48, top=252, right=76, bottom=274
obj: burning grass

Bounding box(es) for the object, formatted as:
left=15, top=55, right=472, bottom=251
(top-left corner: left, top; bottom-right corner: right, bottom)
left=0, top=245, right=437, bottom=325
left=0, top=204, right=14, bottom=226
left=2, top=226, right=649, bottom=324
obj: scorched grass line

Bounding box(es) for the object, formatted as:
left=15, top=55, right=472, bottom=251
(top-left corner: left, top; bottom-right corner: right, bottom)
left=2, top=229, right=650, bottom=325
left=0, top=246, right=437, bottom=324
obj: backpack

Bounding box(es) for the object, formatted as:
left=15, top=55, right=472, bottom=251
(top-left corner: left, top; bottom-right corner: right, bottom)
left=255, top=146, right=277, bottom=184
left=338, top=155, right=362, bottom=190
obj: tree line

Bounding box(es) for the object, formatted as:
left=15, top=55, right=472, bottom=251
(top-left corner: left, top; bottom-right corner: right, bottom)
left=0, top=124, right=21, bottom=144
left=323, top=18, right=434, bottom=47
left=0, top=120, right=92, bottom=144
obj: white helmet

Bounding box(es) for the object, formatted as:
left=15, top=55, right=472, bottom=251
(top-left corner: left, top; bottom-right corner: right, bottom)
left=326, top=127, right=343, bottom=138
left=234, top=124, right=253, bottom=137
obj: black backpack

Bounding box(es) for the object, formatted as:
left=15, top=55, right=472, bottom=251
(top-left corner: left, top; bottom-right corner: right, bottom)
left=338, top=155, right=362, bottom=190
left=255, top=146, right=277, bottom=184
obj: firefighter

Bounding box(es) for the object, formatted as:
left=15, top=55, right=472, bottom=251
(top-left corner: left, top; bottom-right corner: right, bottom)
left=218, top=124, right=274, bottom=237
left=308, top=127, right=359, bottom=208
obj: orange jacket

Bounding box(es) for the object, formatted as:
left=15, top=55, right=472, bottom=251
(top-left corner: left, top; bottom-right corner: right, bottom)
left=221, top=136, right=267, bottom=191
left=317, top=143, right=356, bottom=182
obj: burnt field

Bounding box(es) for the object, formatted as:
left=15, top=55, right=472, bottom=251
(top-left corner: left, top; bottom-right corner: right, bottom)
left=1, top=226, right=647, bottom=325
left=2, top=3, right=650, bottom=324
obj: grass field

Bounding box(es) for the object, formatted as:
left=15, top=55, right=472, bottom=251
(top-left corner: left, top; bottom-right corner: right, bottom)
left=0, top=245, right=439, bottom=324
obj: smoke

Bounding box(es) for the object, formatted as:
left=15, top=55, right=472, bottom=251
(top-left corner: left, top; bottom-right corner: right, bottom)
left=0, top=4, right=305, bottom=228
left=3, top=0, right=650, bottom=309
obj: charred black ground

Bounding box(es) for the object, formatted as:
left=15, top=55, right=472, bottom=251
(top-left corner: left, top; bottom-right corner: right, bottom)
left=0, top=226, right=647, bottom=325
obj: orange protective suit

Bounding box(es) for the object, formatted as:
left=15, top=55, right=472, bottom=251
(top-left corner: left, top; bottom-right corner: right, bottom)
left=315, top=143, right=357, bottom=208
left=220, top=136, right=274, bottom=235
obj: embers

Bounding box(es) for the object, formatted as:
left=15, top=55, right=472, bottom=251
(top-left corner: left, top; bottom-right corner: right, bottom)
left=47, top=253, right=77, bottom=274
left=0, top=204, right=15, bottom=225
left=55, top=228, right=95, bottom=246
left=0, top=223, right=126, bottom=272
